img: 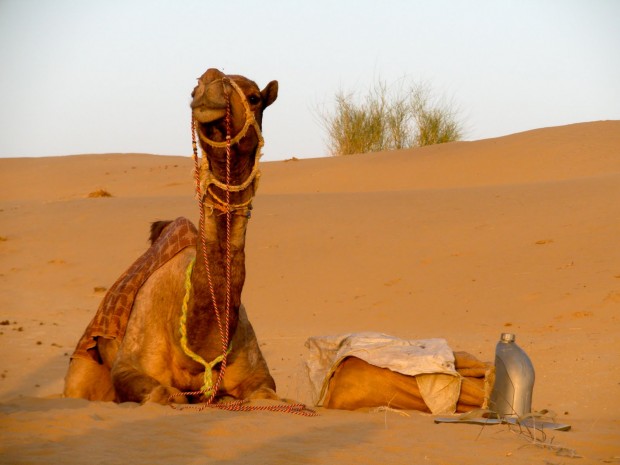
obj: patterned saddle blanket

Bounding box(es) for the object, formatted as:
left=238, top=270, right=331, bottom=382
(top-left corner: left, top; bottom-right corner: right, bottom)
left=70, top=217, right=197, bottom=363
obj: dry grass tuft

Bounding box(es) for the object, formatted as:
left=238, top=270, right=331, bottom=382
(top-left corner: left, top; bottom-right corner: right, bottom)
left=507, top=416, right=580, bottom=458
left=318, top=78, right=464, bottom=156
left=87, top=188, right=113, bottom=198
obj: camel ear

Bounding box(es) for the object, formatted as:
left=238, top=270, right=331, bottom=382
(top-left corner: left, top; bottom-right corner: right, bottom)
left=261, top=80, right=278, bottom=109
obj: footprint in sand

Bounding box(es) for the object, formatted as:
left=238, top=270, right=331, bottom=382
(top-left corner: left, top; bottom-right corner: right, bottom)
left=535, top=239, right=554, bottom=245
left=603, top=291, right=620, bottom=304
left=555, top=311, right=594, bottom=322
left=383, top=278, right=402, bottom=287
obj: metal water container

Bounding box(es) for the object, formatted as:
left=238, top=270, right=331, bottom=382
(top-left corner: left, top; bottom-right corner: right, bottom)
left=489, top=333, right=535, bottom=417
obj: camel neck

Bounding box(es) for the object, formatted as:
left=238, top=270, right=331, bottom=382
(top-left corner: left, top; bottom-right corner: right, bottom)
left=187, top=212, right=249, bottom=360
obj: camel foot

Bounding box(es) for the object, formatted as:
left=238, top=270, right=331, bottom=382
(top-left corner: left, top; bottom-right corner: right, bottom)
left=145, top=385, right=189, bottom=405
left=246, top=386, right=279, bottom=401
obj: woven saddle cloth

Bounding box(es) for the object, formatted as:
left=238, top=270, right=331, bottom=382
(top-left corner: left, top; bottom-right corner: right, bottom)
left=71, top=217, right=197, bottom=363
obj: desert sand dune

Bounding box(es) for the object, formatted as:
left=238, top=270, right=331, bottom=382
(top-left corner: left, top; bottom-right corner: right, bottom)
left=1, top=121, right=619, bottom=464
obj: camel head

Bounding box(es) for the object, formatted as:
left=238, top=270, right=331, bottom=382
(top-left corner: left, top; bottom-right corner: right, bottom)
left=191, top=69, right=278, bottom=211
left=192, top=68, right=278, bottom=128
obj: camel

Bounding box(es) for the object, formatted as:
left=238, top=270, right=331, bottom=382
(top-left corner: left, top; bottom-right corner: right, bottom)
left=64, top=68, right=279, bottom=404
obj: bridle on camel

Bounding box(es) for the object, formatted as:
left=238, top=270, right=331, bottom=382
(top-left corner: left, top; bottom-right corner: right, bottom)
left=172, top=76, right=316, bottom=416
left=193, top=77, right=263, bottom=216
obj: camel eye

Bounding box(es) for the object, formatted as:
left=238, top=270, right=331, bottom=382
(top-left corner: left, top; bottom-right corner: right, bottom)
left=247, top=95, right=261, bottom=105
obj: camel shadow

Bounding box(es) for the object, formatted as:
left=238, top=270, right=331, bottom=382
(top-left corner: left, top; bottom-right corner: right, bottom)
left=1, top=399, right=377, bottom=465
left=0, top=352, right=69, bottom=403
left=205, top=415, right=378, bottom=465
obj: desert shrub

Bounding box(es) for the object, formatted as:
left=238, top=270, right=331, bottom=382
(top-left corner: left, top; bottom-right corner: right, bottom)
left=320, top=79, right=463, bottom=156
left=87, top=188, right=113, bottom=198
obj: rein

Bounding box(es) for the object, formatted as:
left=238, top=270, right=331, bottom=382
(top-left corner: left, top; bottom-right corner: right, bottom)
left=173, top=76, right=317, bottom=416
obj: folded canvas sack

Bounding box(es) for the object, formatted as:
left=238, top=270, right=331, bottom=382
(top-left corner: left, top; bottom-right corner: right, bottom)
left=305, top=332, right=495, bottom=414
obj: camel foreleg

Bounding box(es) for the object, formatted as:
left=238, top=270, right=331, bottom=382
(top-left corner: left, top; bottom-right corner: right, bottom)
left=111, top=361, right=188, bottom=405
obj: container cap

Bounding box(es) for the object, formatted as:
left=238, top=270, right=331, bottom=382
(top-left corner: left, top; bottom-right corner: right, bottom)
left=500, top=333, right=516, bottom=342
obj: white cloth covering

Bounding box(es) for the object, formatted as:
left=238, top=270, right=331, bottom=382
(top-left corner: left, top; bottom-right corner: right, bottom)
left=305, top=332, right=462, bottom=414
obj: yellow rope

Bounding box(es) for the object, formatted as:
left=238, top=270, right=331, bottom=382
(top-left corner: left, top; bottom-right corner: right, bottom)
left=179, top=257, right=226, bottom=394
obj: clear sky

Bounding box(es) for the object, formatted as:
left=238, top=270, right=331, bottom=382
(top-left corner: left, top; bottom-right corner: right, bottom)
left=1, top=0, right=618, bottom=161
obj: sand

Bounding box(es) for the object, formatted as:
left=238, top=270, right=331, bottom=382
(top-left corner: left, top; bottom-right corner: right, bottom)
left=1, top=121, right=619, bottom=464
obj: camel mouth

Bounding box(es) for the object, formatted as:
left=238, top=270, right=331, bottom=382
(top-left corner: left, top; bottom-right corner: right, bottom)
left=191, top=76, right=231, bottom=124
left=192, top=106, right=227, bottom=124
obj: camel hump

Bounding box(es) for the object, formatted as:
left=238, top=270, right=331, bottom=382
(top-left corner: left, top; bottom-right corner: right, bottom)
left=149, top=220, right=174, bottom=245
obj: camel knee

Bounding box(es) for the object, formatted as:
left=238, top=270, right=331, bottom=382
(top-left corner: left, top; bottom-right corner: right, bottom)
left=112, top=366, right=156, bottom=403
left=64, top=358, right=115, bottom=401
left=111, top=362, right=179, bottom=404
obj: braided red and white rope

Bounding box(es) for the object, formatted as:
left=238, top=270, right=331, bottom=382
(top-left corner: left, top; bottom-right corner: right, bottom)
left=178, top=77, right=317, bottom=417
